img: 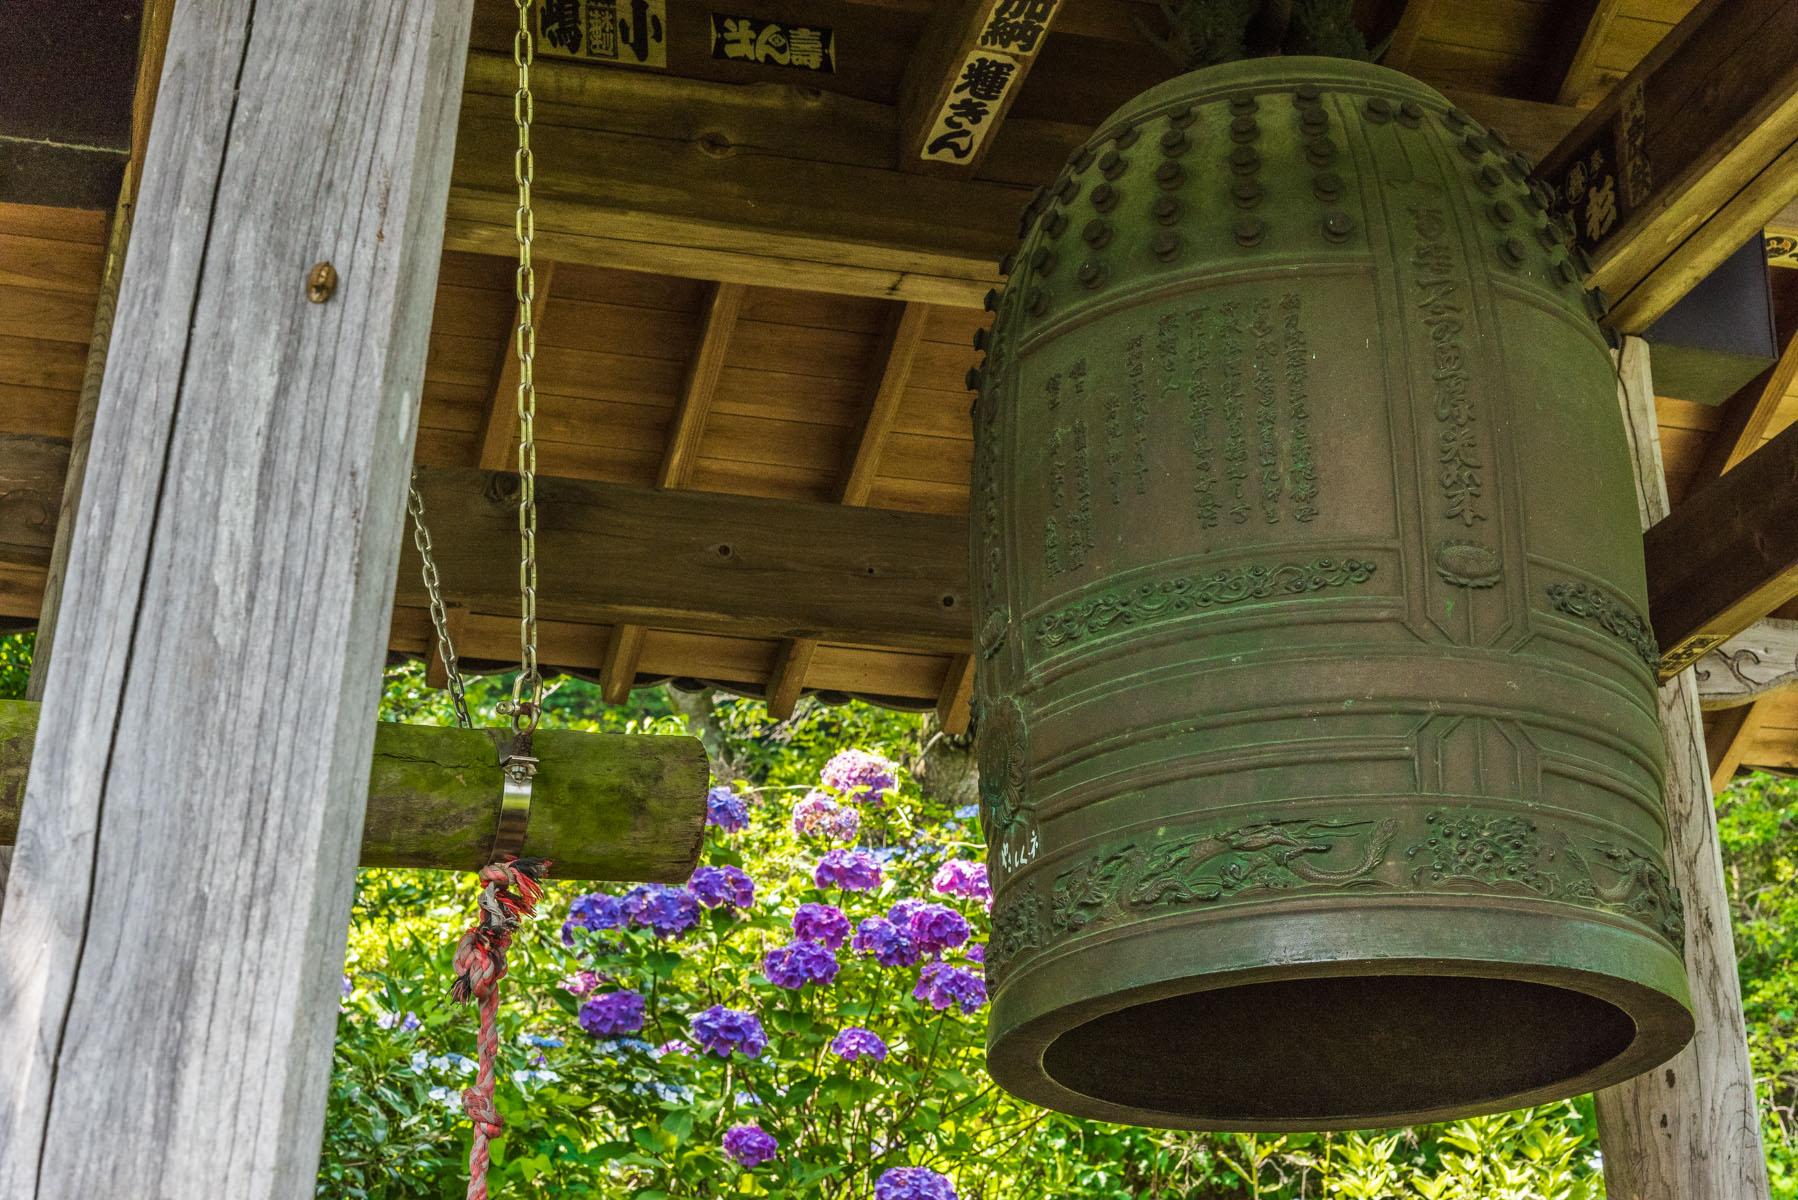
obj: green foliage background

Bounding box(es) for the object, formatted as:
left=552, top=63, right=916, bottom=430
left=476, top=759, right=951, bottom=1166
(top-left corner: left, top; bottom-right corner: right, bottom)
left=308, top=661, right=1798, bottom=1198
left=0, top=632, right=1786, bottom=1196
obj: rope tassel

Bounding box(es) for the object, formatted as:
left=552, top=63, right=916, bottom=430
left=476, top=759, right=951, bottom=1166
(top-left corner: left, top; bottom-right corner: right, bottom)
left=453, top=855, right=551, bottom=1199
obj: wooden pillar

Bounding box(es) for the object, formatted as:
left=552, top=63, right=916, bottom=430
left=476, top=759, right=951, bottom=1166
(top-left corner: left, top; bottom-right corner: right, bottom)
left=1599, top=336, right=1770, bottom=1199
left=0, top=0, right=473, bottom=1194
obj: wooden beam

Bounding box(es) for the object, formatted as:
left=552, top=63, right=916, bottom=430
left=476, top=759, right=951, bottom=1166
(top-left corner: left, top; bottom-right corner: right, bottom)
left=1539, top=0, right=1798, bottom=331
left=897, top=0, right=1064, bottom=174
left=0, top=701, right=705, bottom=881
left=0, top=0, right=474, bottom=1192
left=1547, top=0, right=1623, bottom=108
left=1690, top=310, right=1798, bottom=488
left=1703, top=699, right=1768, bottom=793
left=1644, top=412, right=1798, bottom=676
left=1597, top=336, right=1770, bottom=1198
left=660, top=281, right=745, bottom=487
left=399, top=466, right=971, bottom=654
left=475, top=257, right=555, bottom=471
left=444, top=52, right=1076, bottom=306
left=600, top=622, right=647, bottom=707
left=841, top=301, right=931, bottom=506
left=1379, top=0, right=1433, bottom=73
left=765, top=635, right=819, bottom=719
left=936, top=652, right=975, bottom=735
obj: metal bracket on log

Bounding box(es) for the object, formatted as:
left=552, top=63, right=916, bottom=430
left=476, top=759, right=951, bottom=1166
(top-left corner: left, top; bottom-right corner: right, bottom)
left=494, top=731, right=537, bottom=862
left=0, top=702, right=706, bottom=882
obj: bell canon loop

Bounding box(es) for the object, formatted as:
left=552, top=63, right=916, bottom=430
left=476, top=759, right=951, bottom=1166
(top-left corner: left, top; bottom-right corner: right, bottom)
left=971, top=56, right=1693, bottom=1132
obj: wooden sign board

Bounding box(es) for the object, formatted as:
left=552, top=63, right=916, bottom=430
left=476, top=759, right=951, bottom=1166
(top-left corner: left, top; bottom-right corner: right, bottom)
left=1544, top=79, right=1650, bottom=256
left=536, top=0, right=667, bottom=70
left=709, top=14, right=834, bottom=72
left=916, top=0, right=1061, bottom=165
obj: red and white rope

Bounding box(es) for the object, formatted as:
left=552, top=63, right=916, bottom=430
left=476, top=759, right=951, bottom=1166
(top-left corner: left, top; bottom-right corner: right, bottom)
left=451, top=856, right=550, bottom=1200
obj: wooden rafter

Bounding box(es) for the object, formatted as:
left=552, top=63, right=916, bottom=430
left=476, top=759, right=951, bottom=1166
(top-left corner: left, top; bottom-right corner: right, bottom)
left=1539, top=0, right=1798, bottom=331
left=936, top=653, right=975, bottom=735
left=897, top=0, right=1064, bottom=174
left=445, top=53, right=1066, bottom=306
left=475, top=258, right=555, bottom=470
left=660, top=282, right=745, bottom=488
left=1690, top=323, right=1798, bottom=487
left=841, top=302, right=930, bottom=507
left=1547, top=0, right=1623, bottom=107
left=766, top=299, right=934, bottom=720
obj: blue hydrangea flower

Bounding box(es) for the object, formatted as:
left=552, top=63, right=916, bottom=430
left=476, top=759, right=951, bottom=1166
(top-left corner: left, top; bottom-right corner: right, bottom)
left=821, top=748, right=898, bottom=805
left=375, top=1010, right=420, bottom=1032
left=830, top=1026, right=889, bottom=1063
left=340, top=974, right=354, bottom=998
left=763, top=940, right=841, bottom=990
left=793, top=791, right=862, bottom=841
left=792, top=901, right=851, bottom=949
left=621, top=883, right=702, bottom=938
left=900, top=901, right=971, bottom=956
left=706, top=785, right=750, bottom=832
left=875, top=1166, right=958, bottom=1200
left=815, top=848, right=883, bottom=892
left=689, top=1005, right=768, bottom=1059
left=689, top=864, right=755, bottom=911
left=722, top=1123, right=779, bottom=1167
left=931, top=859, right=992, bottom=904
left=914, top=962, right=986, bottom=1014
left=577, top=990, right=647, bottom=1037
left=851, top=916, right=920, bottom=968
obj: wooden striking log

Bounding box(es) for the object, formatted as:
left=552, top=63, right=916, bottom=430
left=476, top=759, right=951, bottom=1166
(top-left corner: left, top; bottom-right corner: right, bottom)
left=0, top=701, right=706, bottom=881
left=1644, top=414, right=1798, bottom=676
left=1598, top=337, right=1770, bottom=1200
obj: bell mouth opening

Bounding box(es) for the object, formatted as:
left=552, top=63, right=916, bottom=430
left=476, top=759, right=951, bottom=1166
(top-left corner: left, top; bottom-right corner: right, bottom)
left=1040, top=973, right=1636, bottom=1129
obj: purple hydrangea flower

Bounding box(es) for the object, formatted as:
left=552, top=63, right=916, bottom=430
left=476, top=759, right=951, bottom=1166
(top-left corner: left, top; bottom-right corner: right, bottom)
left=689, top=865, right=755, bottom=911
left=792, top=902, right=851, bottom=950
left=963, top=942, right=985, bottom=964
left=560, top=969, right=604, bottom=996
left=830, top=1026, right=889, bottom=1063
left=875, top=1167, right=958, bottom=1200
left=621, top=883, right=702, bottom=938
left=901, top=902, right=971, bottom=956
left=376, top=1010, right=420, bottom=1032
left=851, top=916, right=920, bottom=968
left=914, top=962, right=986, bottom=1014
left=815, top=848, right=883, bottom=892
left=722, top=1123, right=779, bottom=1168
left=763, top=940, right=841, bottom=990
left=931, top=859, right=992, bottom=904
left=578, top=990, right=647, bottom=1037
left=706, top=785, right=750, bottom=832
left=821, top=749, right=898, bottom=805
left=689, top=1005, right=768, bottom=1059
left=562, top=891, right=626, bottom=944
left=792, top=791, right=861, bottom=841
left=651, top=1038, right=693, bottom=1059
left=340, top=974, right=354, bottom=998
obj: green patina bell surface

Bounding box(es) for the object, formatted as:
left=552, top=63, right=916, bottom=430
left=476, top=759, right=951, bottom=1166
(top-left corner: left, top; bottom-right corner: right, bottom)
left=971, top=56, right=1693, bottom=1133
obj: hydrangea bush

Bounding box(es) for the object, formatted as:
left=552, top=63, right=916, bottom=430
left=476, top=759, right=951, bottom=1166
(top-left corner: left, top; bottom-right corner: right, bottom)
left=323, top=667, right=1634, bottom=1198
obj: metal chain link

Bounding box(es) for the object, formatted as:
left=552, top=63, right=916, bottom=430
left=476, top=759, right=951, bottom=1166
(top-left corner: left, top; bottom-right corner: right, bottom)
left=502, top=0, right=542, bottom=733
left=407, top=477, right=474, bottom=730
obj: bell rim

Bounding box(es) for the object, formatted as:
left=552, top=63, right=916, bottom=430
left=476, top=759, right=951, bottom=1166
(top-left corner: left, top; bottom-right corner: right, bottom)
left=986, top=898, right=1694, bottom=1132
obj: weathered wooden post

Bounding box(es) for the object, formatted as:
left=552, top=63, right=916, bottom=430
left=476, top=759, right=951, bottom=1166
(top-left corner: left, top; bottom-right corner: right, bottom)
left=0, top=0, right=477, bottom=1193
left=1600, top=335, right=1770, bottom=1199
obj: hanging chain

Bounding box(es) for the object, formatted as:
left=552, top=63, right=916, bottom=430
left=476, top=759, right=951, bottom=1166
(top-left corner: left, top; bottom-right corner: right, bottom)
left=408, top=477, right=474, bottom=730
left=500, top=0, right=543, bottom=734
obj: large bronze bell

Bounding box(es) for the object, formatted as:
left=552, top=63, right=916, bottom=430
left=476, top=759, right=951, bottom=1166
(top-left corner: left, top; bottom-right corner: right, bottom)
left=972, top=56, right=1693, bottom=1131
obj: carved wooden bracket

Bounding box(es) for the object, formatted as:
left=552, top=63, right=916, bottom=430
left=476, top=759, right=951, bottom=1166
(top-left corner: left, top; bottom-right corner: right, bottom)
left=1692, top=617, right=1798, bottom=710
